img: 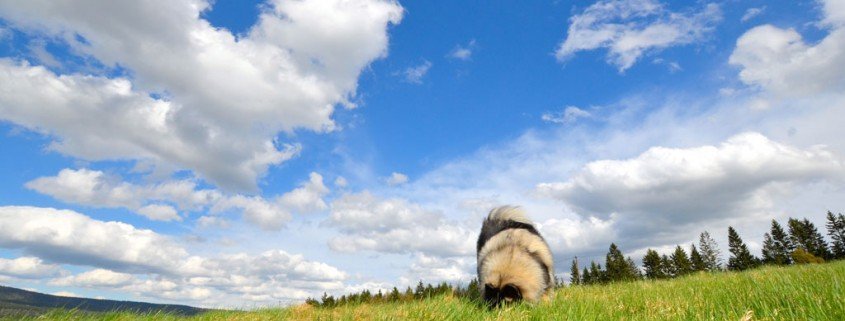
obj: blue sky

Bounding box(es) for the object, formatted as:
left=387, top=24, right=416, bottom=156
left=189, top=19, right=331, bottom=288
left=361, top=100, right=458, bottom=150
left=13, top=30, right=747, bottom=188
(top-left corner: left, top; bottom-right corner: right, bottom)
left=1, top=0, right=844, bottom=308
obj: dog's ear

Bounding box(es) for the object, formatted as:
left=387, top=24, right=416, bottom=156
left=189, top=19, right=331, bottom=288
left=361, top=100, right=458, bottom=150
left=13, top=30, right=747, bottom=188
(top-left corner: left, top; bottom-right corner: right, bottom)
left=501, top=284, right=522, bottom=302
left=483, top=283, right=499, bottom=307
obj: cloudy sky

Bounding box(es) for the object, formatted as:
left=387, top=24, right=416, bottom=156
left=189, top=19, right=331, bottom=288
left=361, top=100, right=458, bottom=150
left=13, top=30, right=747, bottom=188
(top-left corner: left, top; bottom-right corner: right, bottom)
left=1, top=0, right=844, bottom=308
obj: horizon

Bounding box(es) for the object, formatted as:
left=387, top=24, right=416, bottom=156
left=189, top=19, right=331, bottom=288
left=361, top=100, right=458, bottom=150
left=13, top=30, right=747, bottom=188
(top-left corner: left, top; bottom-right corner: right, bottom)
left=1, top=0, right=844, bottom=308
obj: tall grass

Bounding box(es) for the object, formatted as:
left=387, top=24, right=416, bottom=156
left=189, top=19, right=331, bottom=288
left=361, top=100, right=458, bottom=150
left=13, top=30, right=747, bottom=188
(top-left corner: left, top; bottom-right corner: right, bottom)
left=9, top=261, right=844, bottom=320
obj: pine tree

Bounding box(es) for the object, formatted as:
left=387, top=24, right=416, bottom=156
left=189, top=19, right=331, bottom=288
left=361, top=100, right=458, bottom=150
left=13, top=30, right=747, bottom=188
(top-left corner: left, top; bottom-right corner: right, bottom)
left=626, top=257, right=641, bottom=280
left=789, top=218, right=831, bottom=259
left=582, top=267, right=591, bottom=285
left=589, top=261, right=604, bottom=284
left=728, top=226, right=760, bottom=271
left=762, top=222, right=793, bottom=265
left=570, top=257, right=581, bottom=285
left=605, top=243, right=637, bottom=282
left=690, top=244, right=706, bottom=272
left=698, top=231, right=722, bottom=271
left=642, top=249, right=664, bottom=279
left=671, top=245, right=693, bottom=276
left=826, top=211, right=845, bottom=259
left=660, top=254, right=673, bottom=278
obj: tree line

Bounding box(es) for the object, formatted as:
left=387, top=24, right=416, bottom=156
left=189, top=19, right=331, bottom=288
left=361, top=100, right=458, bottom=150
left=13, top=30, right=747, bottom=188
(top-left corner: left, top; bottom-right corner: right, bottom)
left=308, top=211, right=845, bottom=307
left=571, top=212, right=845, bottom=285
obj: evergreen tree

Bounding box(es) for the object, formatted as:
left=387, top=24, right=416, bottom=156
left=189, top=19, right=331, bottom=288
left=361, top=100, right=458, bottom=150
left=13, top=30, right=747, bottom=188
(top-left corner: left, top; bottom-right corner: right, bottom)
left=570, top=257, right=581, bottom=285
left=826, top=211, right=845, bottom=259
left=671, top=245, right=693, bottom=276
left=728, top=226, right=760, bottom=271
left=626, top=257, right=641, bottom=279
left=582, top=267, right=591, bottom=285
left=659, top=255, right=673, bottom=278
left=698, top=231, right=722, bottom=271
left=642, top=249, right=664, bottom=279
left=788, top=218, right=831, bottom=259
left=605, top=243, right=637, bottom=282
left=690, top=244, right=706, bottom=272
left=589, top=261, right=606, bottom=284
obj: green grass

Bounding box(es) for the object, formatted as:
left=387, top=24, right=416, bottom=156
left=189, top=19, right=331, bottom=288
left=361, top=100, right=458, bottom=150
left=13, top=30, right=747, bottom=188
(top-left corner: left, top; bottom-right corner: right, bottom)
left=8, top=261, right=844, bottom=321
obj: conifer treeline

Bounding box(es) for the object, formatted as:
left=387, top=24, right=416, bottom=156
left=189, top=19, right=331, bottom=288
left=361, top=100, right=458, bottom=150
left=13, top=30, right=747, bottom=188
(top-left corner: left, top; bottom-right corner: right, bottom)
left=573, top=212, right=845, bottom=285
left=307, top=212, right=845, bottom=307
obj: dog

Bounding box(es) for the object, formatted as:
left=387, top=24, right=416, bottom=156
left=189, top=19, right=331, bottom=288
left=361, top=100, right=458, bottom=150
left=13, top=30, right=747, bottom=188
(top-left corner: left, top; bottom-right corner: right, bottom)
left=476, top=206, right=554, bottom=307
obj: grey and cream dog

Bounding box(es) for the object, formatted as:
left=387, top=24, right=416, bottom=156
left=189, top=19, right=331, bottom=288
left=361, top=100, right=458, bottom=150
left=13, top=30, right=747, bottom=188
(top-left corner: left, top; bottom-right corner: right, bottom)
left=476, top=206, right=554, bottom=307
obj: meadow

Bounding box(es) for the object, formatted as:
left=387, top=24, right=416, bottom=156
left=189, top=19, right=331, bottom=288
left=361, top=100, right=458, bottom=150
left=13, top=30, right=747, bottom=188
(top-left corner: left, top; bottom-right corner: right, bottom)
left=11, top=260, right=844, bottom=321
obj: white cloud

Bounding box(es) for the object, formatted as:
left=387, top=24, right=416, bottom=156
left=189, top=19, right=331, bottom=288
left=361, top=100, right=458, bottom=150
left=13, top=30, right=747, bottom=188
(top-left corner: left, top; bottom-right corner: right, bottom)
left=0, top=206, right=189, bottom=274
left=327, top=191, right=474, bottom=256
left=51, top=291, right=79, bottom=297
left=50, top=268, right=134, bottom=287
left=403, top=60, right=432, bottom=84
left=542, top=106, right=592, bottom=124
left=448, top=39, right=475, bottom=60
left=537, top=132, right=843, bottom=223
left=26, top=168, right=329, bottom=228
left=334, top=176, right=348, bottom=188
left=386, top=172, right=409, bottom=186
left=0, top=206, right=349, bottom=307
left=556, top=0, right=721, bottom=72
left=400, top=254, right=474, bottom=285
left=0, top=0, right=403, bottom=191
left=136, top=204, right=181, bottom=222
left=278, top=172, right=329, bottom=214
left=729, top=2, right=845, bottom=97
left=0, top=256, right=66, bottom=279
left=741, top=7, right=765, bottom=23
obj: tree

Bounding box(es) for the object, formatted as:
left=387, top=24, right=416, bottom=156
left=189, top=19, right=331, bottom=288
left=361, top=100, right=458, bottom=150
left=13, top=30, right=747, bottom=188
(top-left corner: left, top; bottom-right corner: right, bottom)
left=728, top=226, right=760, bottom=271
left=582, top=267, right=592, bottom=285
left=660, top=255, right=673, bottom=278
left=698, top=231, right=722, bottom=271
left=789, top=218, right=831, bottom=259
left=605, top=243, right=638, bottom=282
left=570, top=257, right=581, bottom=285
left=791, top=247, right=824, bottom=264
left=642, top=249, right=664, bottom=279
left=690, top=244, right=706, bottom=272
left=764, top=220, right=793, bottom=265
left=671, top=245, right=693, bottom=276
left=589, top=261, right=605, bottom=284
left=626, top=257, right=641, bottom=280
left=826, top=211, right=845, bottom=259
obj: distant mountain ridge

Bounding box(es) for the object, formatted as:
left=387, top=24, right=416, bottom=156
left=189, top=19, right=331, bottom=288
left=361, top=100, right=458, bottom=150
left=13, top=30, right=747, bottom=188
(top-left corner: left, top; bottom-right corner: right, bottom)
left=0, top=285, right=205, bottom=317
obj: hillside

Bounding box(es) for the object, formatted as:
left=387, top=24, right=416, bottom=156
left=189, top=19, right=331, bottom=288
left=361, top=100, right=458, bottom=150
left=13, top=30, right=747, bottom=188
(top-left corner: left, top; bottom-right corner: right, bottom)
left=0, top=285, right=204, bottom=318
left=7, top=261, right=845, bottom=320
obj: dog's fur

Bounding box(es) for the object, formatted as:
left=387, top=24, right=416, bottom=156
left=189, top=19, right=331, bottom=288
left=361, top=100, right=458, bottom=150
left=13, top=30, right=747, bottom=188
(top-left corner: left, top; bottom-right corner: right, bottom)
left=476, top=206, right=554, bottom=307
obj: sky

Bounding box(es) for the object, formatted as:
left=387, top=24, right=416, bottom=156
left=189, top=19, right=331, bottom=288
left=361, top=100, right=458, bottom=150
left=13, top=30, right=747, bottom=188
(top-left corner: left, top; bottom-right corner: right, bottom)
left=0, top=0, right=844, bottom=308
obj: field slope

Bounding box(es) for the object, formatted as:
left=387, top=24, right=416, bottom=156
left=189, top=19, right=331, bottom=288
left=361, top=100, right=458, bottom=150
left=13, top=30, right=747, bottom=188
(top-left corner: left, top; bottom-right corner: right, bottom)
left=10, top=260, right=845, bottom=320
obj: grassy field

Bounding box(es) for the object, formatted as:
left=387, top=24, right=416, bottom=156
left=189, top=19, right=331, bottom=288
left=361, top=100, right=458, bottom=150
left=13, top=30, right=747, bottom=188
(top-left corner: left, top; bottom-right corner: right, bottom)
left=8, top=260, right=844, bottom=321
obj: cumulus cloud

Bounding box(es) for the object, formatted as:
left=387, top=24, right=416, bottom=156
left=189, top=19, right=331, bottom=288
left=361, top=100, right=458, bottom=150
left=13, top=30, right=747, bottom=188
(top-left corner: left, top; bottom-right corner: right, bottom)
left=729, top=1, right=845, bottom=97
left=26, top=168, right=329, bottom=228
left=327, top=191, right=474, bottom=256
left=403, top=60, right=432, bottom=84
left=0, top=0, right=403, bottom=191
left=0, top=256, right=66, bottom=279
left=448, top=39, right=476, bottom=60
left=556, top=0, right=721, bottom=72
left=537, top=132, right=843, bottom=224
left=50, top=268, right=134, bottom=287
left=386, top=172, right=409, bottom=186
left=542, top=106, right=592, bottom=124
left=740, top=7, right=765, bottom=23
left=0, top=206, right=348, bottom=307
left=0, top=206, right=189, bottom=274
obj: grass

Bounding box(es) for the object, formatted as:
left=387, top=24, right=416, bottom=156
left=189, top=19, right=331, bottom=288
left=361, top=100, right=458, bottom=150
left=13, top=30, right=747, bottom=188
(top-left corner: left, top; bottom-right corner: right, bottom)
left=7, top=261, right=844, bottom=321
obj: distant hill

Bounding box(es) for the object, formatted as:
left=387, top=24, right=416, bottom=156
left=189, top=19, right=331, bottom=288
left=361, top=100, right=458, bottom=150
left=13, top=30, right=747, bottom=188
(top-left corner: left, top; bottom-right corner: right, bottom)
left=0, top=285, right=205, bottom=317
